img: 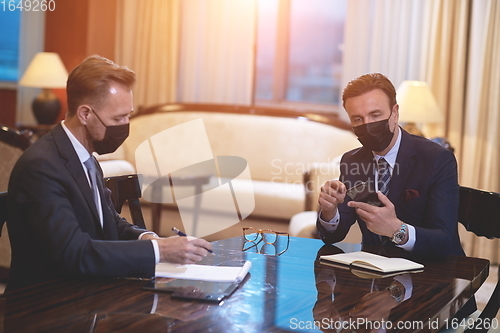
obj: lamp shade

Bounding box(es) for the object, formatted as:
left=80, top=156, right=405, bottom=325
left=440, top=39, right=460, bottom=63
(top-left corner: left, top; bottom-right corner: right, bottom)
left=19, top=52, right=68, bottom=88
left=396, top=81, right=443, bottom=124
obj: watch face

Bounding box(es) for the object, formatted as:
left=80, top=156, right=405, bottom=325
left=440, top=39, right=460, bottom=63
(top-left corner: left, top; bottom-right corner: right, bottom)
left=392, top=232, right=404, bottom=244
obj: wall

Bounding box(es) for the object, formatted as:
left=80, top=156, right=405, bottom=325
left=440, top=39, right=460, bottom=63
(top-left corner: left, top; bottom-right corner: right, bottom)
left=1, top=0, right=118, bottom=126
left=0, top=89, right=17, bottom=127
left=44, top=0, right=117, bottom=122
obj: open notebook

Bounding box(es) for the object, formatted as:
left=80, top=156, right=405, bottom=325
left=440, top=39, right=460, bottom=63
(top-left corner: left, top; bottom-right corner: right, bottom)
left=155, top=261, right=252, bottom=283
left=320, top=251, right=423, bottom=274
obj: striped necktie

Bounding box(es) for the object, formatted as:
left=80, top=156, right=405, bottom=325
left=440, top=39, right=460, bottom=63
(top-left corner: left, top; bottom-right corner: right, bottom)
left=84, top=157, right=103, bottom=225
left=377, top=158, right=391, bottom=195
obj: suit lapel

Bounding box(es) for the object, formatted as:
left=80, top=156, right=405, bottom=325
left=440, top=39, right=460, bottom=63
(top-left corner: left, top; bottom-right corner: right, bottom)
left=387, top=129, right=416, bottom=205
left=51, top=124, right=105, bottom=238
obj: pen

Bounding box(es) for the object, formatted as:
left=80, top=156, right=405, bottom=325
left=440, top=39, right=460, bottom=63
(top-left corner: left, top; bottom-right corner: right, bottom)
left=172, top=227, right=214, bottom=254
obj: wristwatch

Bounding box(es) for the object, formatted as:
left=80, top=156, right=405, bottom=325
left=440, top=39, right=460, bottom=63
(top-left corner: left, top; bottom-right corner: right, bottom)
left=387, top=283, right=404, bottom=302
left=391, top=223, right=407, bottom=244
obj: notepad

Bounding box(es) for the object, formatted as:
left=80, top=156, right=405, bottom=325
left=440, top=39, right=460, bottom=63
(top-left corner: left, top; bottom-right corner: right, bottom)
left=155, top=261, right=252, bottom=283
left=320, top=251, right=423, bottom=274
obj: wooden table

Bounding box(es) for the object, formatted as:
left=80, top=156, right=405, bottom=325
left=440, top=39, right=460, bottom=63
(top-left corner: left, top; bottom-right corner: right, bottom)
left=0, top=236, right=489, bottom=332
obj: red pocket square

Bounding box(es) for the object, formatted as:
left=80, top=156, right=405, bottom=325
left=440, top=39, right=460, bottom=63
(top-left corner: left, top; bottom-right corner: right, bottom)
left=405, top=189, right=419, bottom=202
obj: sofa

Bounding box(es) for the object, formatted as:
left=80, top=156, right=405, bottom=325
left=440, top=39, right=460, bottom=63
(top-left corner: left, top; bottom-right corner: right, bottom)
left=97, top=103, right=360, bottom=233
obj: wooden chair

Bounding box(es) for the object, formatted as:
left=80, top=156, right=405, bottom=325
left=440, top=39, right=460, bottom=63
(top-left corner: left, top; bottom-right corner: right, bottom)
left=104, top=174, right=146, bottom=229
left=459, top=186, right=500, bottom=332
left=0, top=125, right=32, bottom=283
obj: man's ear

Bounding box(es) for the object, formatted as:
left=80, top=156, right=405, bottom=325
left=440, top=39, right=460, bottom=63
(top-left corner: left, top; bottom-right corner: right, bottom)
left=76, top=105, right=91, bottom=125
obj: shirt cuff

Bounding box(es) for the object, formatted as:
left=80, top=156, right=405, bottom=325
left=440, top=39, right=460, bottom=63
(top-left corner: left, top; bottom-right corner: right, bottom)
left=139, top=231, right=159, bottom=239
left=150, top=239, right=160, bottom=264
left=138, top=232, right=161, bottom=264
left=394, top=273, right=413, bottom=302
left=396, top=224, right=416, bottom=251
left=318, top=210, right=340, bottom=232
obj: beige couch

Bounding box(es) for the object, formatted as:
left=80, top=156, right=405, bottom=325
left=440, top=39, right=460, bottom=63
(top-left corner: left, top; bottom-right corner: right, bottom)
left=97, top=104, right=360, bottom=222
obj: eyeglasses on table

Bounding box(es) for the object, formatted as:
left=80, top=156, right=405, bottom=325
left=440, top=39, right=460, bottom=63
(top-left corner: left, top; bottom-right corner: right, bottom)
left=242, top=227, right=290, bottom=256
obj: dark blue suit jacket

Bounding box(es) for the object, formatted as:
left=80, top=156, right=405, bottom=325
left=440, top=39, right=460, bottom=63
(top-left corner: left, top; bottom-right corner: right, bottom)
left=7, top=123, right=155, bottom=291
left=317, top=129, right=465, bottom=259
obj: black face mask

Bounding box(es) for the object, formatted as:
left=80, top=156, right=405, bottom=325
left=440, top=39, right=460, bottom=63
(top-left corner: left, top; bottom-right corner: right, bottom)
left=352, top=116, right=394, bottom=152
left=88, top=108, right=129, bottom=155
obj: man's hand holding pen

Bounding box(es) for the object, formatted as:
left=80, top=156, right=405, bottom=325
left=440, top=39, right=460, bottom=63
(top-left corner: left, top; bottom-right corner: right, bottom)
left=141, top=230, right=213, bottom=265
left=318, top=180, right=347, bottom=221
left=157, top=237, right=213, bottom=264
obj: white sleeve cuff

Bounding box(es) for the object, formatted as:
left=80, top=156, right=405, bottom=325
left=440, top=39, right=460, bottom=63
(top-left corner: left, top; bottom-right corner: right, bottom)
left=394, top=273, right=413, bottom=302
left=139, top=231, right=159, bottom=239
left=318, top=210, right=340, bottom=232
left=150, top=239, right=160, bottom=264
left=396, top=224, right=416, bottom=251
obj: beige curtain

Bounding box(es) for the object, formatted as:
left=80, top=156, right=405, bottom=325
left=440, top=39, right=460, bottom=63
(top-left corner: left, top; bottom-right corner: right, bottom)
left=115, top=0, right=180, bottom=110
left=177, top=0, right=257, bottom=104
left=459, top=0, right=500, bottom=263
left=341, top=0, right=430, bottom=122
left=421, top=0, right=470, bottom=155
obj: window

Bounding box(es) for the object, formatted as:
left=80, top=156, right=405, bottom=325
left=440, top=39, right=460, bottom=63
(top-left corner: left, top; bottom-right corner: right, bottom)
left=255, top=0, right=347, bottom=106
left=0, top=9, right=21, bottom=82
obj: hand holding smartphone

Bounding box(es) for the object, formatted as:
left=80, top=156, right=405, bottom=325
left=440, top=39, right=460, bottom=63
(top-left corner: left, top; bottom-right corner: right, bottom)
left=346, top=182, right=382, bottom=207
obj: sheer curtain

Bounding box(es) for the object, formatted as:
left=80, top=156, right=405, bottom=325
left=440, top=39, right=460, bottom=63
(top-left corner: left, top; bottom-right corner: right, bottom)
left=177, top=0, right=256, bottom=104
left=341, top=0, right=429, bottom=122
left=115, top=0, right=180, bottom=110
left=459, top=0, right=500, bottom=263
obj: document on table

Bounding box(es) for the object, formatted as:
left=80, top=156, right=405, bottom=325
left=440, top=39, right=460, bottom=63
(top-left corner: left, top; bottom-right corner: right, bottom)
left=155, top=261, right=252, bottom=283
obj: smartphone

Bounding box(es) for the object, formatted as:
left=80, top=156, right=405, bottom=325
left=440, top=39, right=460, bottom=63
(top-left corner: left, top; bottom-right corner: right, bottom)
left=346, top=181, right=382, bottom=207
left=143, top=279, right=240, bottom=302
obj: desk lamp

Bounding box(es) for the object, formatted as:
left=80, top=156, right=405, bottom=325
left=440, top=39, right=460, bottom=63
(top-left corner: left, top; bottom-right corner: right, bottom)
left=19, top=52, right=68, bottom=125
left=396, top=81, right=443, bottom=137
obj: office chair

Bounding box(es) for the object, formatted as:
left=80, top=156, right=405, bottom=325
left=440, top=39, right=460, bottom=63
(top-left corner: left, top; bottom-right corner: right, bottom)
left=458, top=186, right=500, bottom=332
left=104, top=174, right=146, bottom=229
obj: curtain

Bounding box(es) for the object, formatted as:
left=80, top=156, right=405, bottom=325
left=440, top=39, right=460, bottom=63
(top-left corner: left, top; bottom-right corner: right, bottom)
left=421, top=0, right=470, bottom=153
left=341, top=0, right=429, bottom=122
left=115, top=0, right=180, bottom=110
left=177, top=0, right=256, bottom=104
left=459, top=0, right=500, bottom=263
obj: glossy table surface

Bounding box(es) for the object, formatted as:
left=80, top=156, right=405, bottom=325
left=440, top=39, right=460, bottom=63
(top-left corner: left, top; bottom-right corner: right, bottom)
left=0, top=236, right=489, bottom=332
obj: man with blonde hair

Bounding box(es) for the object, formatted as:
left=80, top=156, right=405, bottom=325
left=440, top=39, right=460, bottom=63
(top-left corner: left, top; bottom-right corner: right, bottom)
left=7, top=55, right=212, bottom=291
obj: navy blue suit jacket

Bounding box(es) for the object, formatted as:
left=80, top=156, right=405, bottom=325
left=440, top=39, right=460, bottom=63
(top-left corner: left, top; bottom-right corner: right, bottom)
left=7, top=123, right=155, bottom=291
left=317, top=129, right=465, bottom=258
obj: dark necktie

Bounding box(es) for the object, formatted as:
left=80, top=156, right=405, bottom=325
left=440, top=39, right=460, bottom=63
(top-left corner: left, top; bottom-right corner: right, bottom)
left=84, top=157, right=102, bottom=224
left=377, top=158, right=391, bottom=195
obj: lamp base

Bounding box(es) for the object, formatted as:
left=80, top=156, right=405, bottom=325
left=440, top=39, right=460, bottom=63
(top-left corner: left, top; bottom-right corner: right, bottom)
left=32, top=88, right=61, bottom=125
